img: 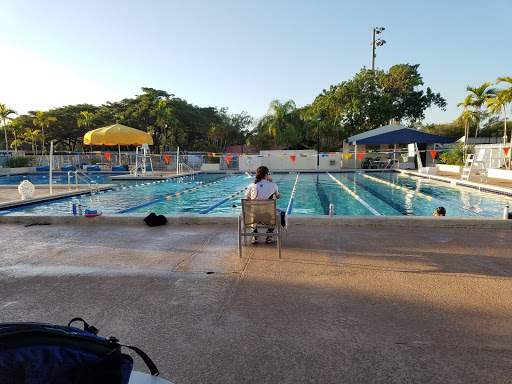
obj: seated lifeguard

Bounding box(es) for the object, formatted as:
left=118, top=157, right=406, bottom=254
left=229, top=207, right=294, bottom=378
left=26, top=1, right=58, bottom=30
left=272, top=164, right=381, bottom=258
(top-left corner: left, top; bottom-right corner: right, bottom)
left=245, top=166, right=281, bottom=244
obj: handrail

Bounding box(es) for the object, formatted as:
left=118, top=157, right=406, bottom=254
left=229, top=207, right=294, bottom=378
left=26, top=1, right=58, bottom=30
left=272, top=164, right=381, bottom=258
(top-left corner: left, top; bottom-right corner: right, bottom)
left=68, top=170, right=100, bottom=194
left=178, top=162, right=195, bottom=179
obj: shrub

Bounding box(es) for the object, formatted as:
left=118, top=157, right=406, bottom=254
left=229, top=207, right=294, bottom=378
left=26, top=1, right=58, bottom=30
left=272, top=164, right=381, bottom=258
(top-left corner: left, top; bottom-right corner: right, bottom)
left=438, top=143, right=470, bottom=166
left=4, top=156, right=34, bottom=168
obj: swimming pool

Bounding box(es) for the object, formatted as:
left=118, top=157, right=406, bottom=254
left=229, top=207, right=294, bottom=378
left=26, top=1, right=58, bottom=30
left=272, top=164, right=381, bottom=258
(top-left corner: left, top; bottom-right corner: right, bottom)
left=2, top=172, right=511, bottom=217
left=0, top=172, right=129, bottom=185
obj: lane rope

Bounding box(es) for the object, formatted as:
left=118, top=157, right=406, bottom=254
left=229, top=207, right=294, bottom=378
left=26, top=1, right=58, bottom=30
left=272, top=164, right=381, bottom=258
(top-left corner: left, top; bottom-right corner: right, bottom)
left=286, top=173, right=300, bottom=216
left=116, top=174, right=242, bottom=213
left=327, top=172, right=382, bottom=216
left=361, top=173, right=482, bottom=216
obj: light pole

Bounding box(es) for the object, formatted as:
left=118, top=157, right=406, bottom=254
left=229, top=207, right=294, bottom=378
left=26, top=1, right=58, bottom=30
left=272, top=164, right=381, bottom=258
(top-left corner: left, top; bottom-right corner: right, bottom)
left=371, top=27, right=386, bottom=70
left=316, top=115, right=322, bottom=170
left=162, top=124, right=167, bottom=153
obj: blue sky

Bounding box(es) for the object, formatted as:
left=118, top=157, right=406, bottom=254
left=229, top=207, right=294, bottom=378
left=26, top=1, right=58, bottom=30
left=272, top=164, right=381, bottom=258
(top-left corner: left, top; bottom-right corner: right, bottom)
left=1, top=0, right=511, bottom=126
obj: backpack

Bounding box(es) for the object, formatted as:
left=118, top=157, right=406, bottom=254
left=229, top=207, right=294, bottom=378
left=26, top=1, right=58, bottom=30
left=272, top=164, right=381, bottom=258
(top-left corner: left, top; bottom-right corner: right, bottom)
left=0, top=317, right=159, bottom=384
left=144, top=212, right=168, bottom=227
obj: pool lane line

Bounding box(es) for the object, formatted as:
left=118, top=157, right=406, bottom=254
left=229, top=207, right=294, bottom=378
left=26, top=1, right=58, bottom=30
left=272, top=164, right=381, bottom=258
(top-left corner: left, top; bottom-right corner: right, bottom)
left=115, top=174, right=242, bottom=214
left=286, top=173, right=300, bottom=216
left=327, top=172, right=382, bottom=216
left=362, top=173, right=482, bottom=217
left=199, top=187, right=248, bottom=214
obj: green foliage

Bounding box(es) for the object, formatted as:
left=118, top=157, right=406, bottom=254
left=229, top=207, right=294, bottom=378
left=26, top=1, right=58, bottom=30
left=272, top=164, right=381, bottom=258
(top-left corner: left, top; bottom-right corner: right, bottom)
left=438, top=143, right=468, bottom=165
left=307, top=64, right=446, bottom=145
left=421, top=122, right=465, bottom=141
left=208, top=156, right=220, bottom=164
left=4, top=156, right=34, bottom=168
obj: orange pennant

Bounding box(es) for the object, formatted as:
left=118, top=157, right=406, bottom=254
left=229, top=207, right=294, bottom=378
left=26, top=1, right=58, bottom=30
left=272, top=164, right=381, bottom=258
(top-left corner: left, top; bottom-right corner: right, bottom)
left=504, top=147, right=510, bottom=156
left=429, top=150, right=437, bottom=159
left=104, top=153, right=111, bottom=161
left=290, top=155, right=296, bottom=164
left=330, top=152, right=333, bottom=156
left=164, top=155, right=170, bottom=164
left=226, top=156, right=232, bottom=165
left=357, top=153, right=364, bottom=162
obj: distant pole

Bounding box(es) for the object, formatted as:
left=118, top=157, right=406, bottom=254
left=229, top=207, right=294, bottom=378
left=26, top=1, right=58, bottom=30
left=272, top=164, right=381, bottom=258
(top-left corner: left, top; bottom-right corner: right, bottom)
left=371, top=27, right=386, bottom=70
left=316, top=115, right=322, bottom=171
left=176, top=146, right=180, bottom=174
left=371, top=28, right=376, bottom=70
left=49, top=141, right=53, bottom=195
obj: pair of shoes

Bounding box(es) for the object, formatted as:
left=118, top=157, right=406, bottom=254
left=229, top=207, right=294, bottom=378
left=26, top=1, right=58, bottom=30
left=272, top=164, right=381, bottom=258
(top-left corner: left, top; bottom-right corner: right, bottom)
left=265, top=236, right=276, bottom=244
left=251, top=236, right=258, bottom=244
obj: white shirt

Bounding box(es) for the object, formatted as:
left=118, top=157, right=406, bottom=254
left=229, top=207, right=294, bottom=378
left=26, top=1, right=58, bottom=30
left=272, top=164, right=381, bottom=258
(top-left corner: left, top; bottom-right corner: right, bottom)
left=246, top=179, right=279, bottom=200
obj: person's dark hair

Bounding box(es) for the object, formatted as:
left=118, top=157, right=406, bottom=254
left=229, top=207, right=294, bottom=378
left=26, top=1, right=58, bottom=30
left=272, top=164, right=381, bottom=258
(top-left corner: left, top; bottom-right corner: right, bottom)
left=254, top=166, right=269, bottom=183
left=434, top=207, right=446, bottom=216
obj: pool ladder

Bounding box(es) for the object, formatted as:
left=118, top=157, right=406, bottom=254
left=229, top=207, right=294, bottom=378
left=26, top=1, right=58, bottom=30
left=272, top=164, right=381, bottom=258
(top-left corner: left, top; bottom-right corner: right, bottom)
left=178, top=163, right=195, bottom=180
left=68, top=170, right=100, bottom=194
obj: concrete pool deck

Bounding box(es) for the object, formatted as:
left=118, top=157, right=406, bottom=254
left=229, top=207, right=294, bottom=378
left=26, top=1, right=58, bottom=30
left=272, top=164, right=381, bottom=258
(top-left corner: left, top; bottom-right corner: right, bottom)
left=1, top=220, right=512, bottom=383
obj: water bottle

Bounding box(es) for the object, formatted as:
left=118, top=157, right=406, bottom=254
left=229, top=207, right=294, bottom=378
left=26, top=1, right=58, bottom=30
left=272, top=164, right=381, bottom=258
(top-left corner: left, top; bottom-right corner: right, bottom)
left=72, top=202, right=77, bottom=215
left=329, top=203, right=334, bottom=217
left=77, top=203, right=83, bottom=216
left=232, top=205, right=237, bottom=214
left=504, top=204, right=510, bottom=220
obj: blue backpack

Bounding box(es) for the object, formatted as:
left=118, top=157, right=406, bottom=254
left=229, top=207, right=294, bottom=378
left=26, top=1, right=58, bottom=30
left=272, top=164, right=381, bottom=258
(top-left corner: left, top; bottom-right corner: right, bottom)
left=0, top=317, right=159, bottom=384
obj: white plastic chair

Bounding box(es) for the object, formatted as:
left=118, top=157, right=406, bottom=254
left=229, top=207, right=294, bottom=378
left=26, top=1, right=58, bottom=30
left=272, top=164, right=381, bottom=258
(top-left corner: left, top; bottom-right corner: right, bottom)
left=238, top=199, right=282, bottom=258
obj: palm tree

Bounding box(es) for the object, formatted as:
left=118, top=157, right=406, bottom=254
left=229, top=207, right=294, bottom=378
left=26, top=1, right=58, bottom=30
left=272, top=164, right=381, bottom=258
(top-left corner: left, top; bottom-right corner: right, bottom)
left=490, top=76, right=512, bottom=167
left=23, top=127, right=41, bottom=154
left=0, top=104, right=17, bottom=152
left=153, top=100, right=173, bottom=153
left=9, top=120, right=25, bottom=155
left=455, top=106, right=477, bottom=160
left=265, top=99, right=297, bottom=149
left=32, top=111, right=57, bottom=155
left=462, top=82, right=497, bottom=141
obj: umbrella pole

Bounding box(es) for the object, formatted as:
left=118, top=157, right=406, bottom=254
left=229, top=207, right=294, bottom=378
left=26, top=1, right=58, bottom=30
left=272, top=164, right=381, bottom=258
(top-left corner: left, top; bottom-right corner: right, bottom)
left=118, top=144, right=121, bottom=165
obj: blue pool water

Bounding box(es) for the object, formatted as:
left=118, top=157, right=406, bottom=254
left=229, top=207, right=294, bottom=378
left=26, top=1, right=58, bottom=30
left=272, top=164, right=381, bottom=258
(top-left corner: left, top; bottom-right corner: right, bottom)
left=3, top=172, right=512, bottom=217
left=0, top=172, right=128, bottom=185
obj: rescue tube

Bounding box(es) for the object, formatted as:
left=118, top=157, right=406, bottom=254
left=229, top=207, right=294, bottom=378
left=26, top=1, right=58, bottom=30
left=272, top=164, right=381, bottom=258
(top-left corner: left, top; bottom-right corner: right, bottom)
left=84, top=212, right=102, bottom=217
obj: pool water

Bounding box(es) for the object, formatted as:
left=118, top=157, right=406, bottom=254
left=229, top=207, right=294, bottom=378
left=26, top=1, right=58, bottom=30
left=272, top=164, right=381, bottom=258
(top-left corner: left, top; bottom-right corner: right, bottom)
left=0, top=172, right=128, bottom=185
left=3, top=172, right=511, bottom=217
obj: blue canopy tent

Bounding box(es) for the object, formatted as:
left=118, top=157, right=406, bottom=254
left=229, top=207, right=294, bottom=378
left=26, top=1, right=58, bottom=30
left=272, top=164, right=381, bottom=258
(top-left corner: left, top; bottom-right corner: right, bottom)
left=347, top=124, right=453, bottom=169
left=348, top=124, right=453, bottom=145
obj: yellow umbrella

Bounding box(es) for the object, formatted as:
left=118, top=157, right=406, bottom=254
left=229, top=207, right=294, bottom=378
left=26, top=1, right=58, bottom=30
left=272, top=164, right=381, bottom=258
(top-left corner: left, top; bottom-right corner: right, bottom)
left=84, top=124, right=153, bottom=146
left=84, top=124, right=153, bottom=166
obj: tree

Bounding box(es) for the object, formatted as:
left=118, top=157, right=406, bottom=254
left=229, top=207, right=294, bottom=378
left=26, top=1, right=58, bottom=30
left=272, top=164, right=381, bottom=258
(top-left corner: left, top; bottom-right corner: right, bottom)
left=460, top=82, right=497, bottom=141
left=32, top=111, right=57, bottom=154
left=309, top=64, right=446, bottom=143
left=77, top=111, right=98, bottom=131
left=488, top=77, right=512, bottom=146
left=152, top=99, right=173, bottom=153
left=0, top=104, right=17, bottom=152
left=263, top=99, right=297, bottom=149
